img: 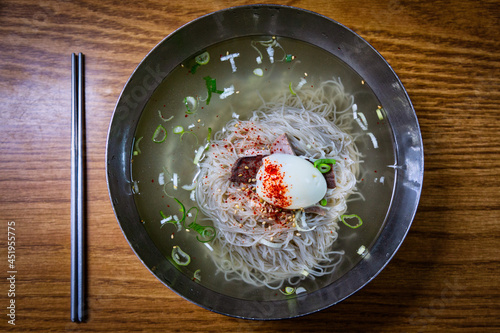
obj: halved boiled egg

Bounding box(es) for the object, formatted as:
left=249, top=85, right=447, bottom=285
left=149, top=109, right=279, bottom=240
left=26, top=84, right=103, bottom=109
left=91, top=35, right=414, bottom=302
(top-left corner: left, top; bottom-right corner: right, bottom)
left=255, top=154, right=327, bottom=209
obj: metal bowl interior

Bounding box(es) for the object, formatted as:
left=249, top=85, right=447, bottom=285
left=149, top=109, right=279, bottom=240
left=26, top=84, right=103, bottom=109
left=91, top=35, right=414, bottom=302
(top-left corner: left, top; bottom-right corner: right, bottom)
left=106, top=4, right=423, bottom=319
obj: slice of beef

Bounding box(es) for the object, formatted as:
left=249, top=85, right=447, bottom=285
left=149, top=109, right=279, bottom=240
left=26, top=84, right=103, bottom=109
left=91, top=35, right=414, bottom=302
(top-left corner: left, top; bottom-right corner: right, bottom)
left=324, top=168, right=336, bottom=189
left=304, top=205, right=328, bottom=216
left=270, top=133, right=295, bottom=155
left=229, top=155, right=267, bottom=183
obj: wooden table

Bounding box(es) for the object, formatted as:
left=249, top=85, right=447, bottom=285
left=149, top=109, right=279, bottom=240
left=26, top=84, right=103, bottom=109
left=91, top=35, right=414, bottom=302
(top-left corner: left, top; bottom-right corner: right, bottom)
left=1, top=0, right=499, bottom=331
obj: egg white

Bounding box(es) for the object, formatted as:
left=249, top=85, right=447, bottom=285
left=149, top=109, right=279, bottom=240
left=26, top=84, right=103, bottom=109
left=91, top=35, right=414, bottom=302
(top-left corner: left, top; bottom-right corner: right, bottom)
left=255, top=154, right=327, bottom=209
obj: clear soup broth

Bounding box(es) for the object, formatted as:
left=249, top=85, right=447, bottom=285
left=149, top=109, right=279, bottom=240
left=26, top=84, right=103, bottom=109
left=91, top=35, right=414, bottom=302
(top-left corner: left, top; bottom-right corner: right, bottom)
left=131, top=36, right=396, bottom=300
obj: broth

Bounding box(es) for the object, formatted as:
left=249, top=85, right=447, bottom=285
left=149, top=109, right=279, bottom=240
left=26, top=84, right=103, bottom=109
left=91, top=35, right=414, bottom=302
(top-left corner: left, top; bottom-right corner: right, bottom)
left=131, top=36, right=396, bottom=300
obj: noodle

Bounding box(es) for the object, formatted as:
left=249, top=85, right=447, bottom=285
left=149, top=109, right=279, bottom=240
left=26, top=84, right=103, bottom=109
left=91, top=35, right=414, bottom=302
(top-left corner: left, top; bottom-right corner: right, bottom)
left=196, top=78, right=360, bottom=289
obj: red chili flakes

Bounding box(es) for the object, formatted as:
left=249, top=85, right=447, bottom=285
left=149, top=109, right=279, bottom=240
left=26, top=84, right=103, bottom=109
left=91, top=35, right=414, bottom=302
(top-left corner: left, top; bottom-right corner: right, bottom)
left=185, top=114, right=188, bottom=117
left=258, top=160, right=291, bottom=208
left=151, top=179, right=154, bottom=183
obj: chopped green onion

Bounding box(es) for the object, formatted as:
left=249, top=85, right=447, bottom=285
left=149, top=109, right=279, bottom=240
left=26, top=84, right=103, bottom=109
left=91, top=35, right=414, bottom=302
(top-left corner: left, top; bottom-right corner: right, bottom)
left=158, top=110, right=174, bottom=122
left=253, top=68, right=263, bottom=76
left=340, top=214, right=363, bottom=229
left=152, top=124, right=167, bottom=143
left=357, top=245, right=367, bottom=255
left=190, top=63, right=200, bottom=74
left=376, top=107, right=385, bottom=120
left=279, top=287, right=295, bottom=295
left=367, top=132, right=379, bottom=149
left=289, top=82, right=296, bottom=96
left=285, top=54, right=293, bottom=62
left=172, top=246, right=190, bottom=266
left=159, top=210, right=176, bottom=228
left=203, top=76, right=224, bottom=105
left=173, top=126, right=184, bottom=134
left=314, top=158, right=336, bottom=173
left=133, top=136, right=143, bottom=155
left=172, top=198, right=216, bottom=242
left=193, top=269, right=202, bottom=281
left=205, top=127, right=212, bottom=150
left=186, top=207, right=216, bottom=243
left=195, top=51, right=210, bottom=65
left=317, top=164, right=331, bottom=173
left=172, top=125, right=198, bottom=143
left=296, top=287, right=307, bottom=294
left=193, top=145, right=205, bottom=164
left=184, top=96, right=198, bottom=114
left=173, top=198, right=187, bottom=224
left=320, top=198, right=328, bottom=206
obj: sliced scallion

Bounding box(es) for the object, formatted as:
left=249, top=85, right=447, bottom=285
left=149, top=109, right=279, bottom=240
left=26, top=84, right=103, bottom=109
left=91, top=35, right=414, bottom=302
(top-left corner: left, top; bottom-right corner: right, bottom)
left=172, top=125, right=198, bottom=143
left=376, top=107, right=385, bottom=120
left=203, top=76, right=224, bottom=105
left=295, top=287, right=307, bottom=294
left=340, top=214, right=363, bottom=229
left=152, top=124, right=167, bottom=143
left=193, top=145, right=205, bottom=164
left=184, top=96, right=198, bottom=114
left=289, top=82, right=296, bottom=96
left=195, top=51, right=210, bottom=65
left=204, top=127, right=212, bottom=150
left=313, top=158, right=336, bottom=173
left=172, top=198, right=216, bottom=242
left=186, top=207, right=216, bottom=243
left=173, top=198, right=187, bottom=224
left=172, top=246, right=191, bottom=266
left=253, top=68, right=263, bottom=76
left=207, top=127, right=212, bottom=142
left=193, top=269, right=202, bottom=281
left=173, top=126, right=184, bottom=134
left=158, top=110, right=174, bottom=122
left=279, top=287, right=295, bottom=295
left=133, top=136, right=143, bottom=155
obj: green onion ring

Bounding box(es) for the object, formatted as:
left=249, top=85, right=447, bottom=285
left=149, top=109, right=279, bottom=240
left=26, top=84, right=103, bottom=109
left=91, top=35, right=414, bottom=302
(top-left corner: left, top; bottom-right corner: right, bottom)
left=317, top=164, right=331, bottom=173
left=314, top=158, right=336, bottom=173
left=152, top=124, right=167, bottom=143
left=172, top=246, right=191, bottom=266
left=340, top=214, right=363, bottom=229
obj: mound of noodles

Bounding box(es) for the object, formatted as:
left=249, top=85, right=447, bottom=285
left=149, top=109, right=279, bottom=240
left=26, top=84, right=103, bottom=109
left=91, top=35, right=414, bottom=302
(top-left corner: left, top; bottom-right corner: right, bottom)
left=196, top=78, right=360, bottom=289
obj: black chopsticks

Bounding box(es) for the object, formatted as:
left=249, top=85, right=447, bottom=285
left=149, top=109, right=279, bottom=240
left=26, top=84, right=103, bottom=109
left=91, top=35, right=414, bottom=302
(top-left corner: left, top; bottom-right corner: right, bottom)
left=71, top=53, right=85, bottom=322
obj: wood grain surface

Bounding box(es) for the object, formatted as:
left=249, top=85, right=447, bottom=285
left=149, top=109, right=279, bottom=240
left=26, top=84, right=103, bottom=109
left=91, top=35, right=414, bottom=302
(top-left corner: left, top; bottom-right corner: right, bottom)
left=1, top=0, right=499, bottom=332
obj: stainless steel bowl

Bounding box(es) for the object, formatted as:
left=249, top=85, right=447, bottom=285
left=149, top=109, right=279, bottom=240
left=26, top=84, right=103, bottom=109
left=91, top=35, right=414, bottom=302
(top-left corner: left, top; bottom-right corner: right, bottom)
left=106, top=4, right=423, bottom=319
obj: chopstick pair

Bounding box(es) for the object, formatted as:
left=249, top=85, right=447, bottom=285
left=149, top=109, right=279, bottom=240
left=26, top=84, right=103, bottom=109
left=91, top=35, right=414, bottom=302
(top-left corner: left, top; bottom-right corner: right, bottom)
left=71, top=53, right=85, bottom=322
